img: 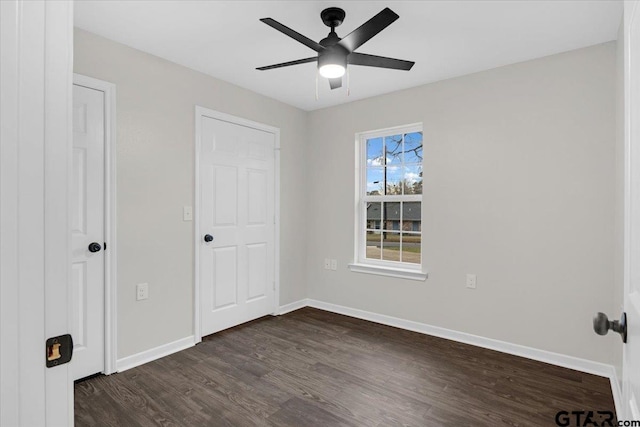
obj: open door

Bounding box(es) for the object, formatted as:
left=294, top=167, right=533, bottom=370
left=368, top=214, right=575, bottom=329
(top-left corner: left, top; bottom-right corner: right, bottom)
left=0, top=1, right=74, bottom=425
left=623, top=1, right=640, bottom=420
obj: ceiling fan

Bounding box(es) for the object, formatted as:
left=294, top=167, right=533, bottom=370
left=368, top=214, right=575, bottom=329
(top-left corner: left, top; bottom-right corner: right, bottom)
left=256, top=7, right=415, bottom=90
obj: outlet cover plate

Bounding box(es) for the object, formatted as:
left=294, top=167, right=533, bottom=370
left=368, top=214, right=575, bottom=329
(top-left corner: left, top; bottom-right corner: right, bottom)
left=136, top=283, right=149, bottom=300
left=466, top=274, right=477, bottom=289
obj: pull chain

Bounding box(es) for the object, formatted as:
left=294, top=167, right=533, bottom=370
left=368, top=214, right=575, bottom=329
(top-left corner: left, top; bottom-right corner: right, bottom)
left=315, top=72, right=319, bottom=101
left=347, top=68, right=350, bottom=97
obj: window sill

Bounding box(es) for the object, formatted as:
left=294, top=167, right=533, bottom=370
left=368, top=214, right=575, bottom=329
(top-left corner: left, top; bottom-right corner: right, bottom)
left=347, top=263, right=428, bottom=281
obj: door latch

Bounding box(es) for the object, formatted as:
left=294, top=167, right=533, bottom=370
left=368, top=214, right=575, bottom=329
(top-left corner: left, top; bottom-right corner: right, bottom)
left=46, top=334, right=73, bottom=368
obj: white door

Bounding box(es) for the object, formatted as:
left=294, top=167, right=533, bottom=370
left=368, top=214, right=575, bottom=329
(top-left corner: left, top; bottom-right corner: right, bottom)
left=1, top=1, right=74, bottom=425
left=198, top=114, right=276, bottom=337
left=624, top=1, right=640, bottom=420
left=71, top=84, right=106, bottom=380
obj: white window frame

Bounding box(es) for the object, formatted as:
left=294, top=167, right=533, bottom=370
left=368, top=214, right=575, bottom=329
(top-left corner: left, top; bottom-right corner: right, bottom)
left=348, top=123, right=428, bottom=281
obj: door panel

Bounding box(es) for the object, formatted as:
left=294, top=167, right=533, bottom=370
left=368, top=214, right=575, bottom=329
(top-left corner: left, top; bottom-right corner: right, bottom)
left=247, top=243, right=268, bottom=300
left=248, top=169, right=267, bottom=224
left=625, top=1, right=640, bottom=420
left=214, top=166, right=238, bottom=226
left=71, top=84, right=105, bottom=380
left=214, top=247, right=238, bottom=309
left=199, top=115, right=275, bottom=336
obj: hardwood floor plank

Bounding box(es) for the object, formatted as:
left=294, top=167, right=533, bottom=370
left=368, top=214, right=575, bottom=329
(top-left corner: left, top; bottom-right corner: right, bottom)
left=75, top=307, right=616, bottom=426
left=268, top=396, right=358, bottom=427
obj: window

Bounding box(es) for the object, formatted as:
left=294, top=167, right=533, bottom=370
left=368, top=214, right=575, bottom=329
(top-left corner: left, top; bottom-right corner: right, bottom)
left=349, top=124, right=427, bottom=280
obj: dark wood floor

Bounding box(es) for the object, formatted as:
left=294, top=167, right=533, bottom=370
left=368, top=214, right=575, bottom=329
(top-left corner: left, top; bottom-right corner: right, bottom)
left=75, top=308, right=616, bottom=426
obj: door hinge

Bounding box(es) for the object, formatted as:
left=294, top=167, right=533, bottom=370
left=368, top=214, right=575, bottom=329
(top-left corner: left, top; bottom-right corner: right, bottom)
left=46, top=334, right=73, bottom=368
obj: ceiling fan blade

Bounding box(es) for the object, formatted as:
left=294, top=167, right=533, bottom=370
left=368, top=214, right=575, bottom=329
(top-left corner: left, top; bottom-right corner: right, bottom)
left=260, top=18, right=325, bottom=52
left=257, top=57, right=317, bottom=71
left=348, top=52, right=414, bottom=71
left=328, top=77, right=342, bottom=90
left=338, top=8, right=399, bottom=53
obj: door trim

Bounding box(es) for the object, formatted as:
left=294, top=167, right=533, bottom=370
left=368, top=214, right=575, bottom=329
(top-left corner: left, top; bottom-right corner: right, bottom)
left=73, top=74, right=118, bottom=375
left=623, top=1, right=640, bottom=420
left=193, top=106, right=281, bottom=343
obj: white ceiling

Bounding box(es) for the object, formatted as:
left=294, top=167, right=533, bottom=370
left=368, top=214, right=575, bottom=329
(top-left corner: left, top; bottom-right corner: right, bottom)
left=74, top=1, right=623, bottom=111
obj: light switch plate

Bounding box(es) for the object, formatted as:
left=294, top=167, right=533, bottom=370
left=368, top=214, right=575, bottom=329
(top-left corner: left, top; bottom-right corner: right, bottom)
left=330, top=259, right=337, bottom=270
left=183, top=206, right=193, bottom=221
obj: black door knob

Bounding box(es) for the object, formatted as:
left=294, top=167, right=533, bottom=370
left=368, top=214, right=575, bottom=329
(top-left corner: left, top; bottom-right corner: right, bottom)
left=204, top=234, right=214, bottom=242
left=88, top=242, right=102, bottom=253
left=593, top=312, right=627, bottom=343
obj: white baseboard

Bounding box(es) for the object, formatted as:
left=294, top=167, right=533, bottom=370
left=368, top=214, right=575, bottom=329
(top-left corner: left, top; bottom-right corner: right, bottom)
left=306, top=299, right=613, bottom=377
left=305, top=299, right=623, bottom=412
left=114, top=300, right=623, bottom=414
left=277, top=298, right=309, bottom=315
left=609, top=368, right=623, bottom=418
left=116, top=336, right=196, bottom=372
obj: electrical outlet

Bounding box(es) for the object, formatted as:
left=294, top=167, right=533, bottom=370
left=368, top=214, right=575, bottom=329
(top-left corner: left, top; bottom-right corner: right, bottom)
left=136, top=283, right=149, bottom=300
left=324, top=258, right=331, bottom=270
left=466, top=274, right=477, bottom=289
left=330, top=259, right=337, bottom=270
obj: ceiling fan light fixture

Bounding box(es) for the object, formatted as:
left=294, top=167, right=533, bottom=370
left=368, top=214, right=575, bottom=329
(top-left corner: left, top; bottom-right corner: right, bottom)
left=318, top=48, right=347, bottom=78
left=319, top=63, right=345, bottom=78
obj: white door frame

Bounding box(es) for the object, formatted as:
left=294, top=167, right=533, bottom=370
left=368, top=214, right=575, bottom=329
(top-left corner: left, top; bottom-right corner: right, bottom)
left=73, top=73, right=118, bottom=375
left=623, top=1, right=640, bottom=420
left=193, top=106, right=281, bottom=343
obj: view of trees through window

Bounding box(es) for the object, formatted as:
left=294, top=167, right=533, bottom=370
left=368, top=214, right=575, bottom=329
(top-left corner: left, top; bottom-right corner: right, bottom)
left=362, top=131, right=423, bottom=264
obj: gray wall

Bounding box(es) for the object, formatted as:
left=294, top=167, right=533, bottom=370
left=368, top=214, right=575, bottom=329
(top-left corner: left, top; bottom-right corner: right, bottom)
left=74, top=29, right=308, bottom=358
left=76, top=28, right=619, bottom=365
left=305, top=42, right=617, bottom=364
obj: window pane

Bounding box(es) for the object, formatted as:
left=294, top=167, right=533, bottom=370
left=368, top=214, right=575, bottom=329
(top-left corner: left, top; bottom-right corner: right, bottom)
left=404, top=132, right=423, bottom=164
left=381, top=231, right=401, bottom=262
left=382, top=202, right=400, bottom=230
left=365, top=230, right=382, bottom=260
left=366, top=137, right=384, bottom=167
left=366, top=168, right=384, bottom=195
left=402, top=202, right=421, bottom=232
left=385, top=166, right=403, bottom=195
left=385, top=134, right=403, bottom=164
left=366, top=202, right=381, bottom=229
left=401, top=233, right=421, bottom=264
left=403, top=165, right=422, bottom=195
